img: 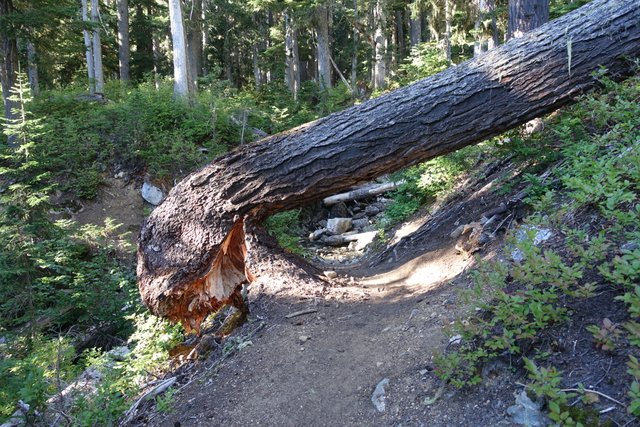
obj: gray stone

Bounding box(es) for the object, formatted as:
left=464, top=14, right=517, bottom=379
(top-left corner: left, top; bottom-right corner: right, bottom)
left=323, top=270, right=338, bottom=279
left=327, top=218, right=352, bottom=234
left=621, top=241, right=639, bottom=252
left=353, top=212, right=366, bottom=220
left=511, top=225, right=553, bottom=262
left=371, top=378, right=390, bottom=413
left=309, top=229, right=326, bottom=242
left=365, top=205, right=381, bottom=217
left=507, top=391, right=547, bottom=427
left=352, top=218, right=370, bottom=230
left=107, top=346, right=130, bottom=361
left=141, top=182, right=164, bottom=205
left=329, top=202, right=349, bottom=218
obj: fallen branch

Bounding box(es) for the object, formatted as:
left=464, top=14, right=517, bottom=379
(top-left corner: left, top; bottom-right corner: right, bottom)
left=121, top=377, right=177, bottom=425
left=323, top=180, right=405, bottom=206
left=285, top=309, right=318, bottom=319
left=560, top=388, right=626, bottom=407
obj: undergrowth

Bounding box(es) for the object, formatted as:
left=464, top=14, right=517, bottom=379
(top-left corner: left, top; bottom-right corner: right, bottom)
left=433, top=71, right=640, bottom=425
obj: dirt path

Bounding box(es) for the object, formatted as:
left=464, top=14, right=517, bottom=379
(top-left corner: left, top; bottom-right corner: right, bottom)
left=137, top=167, right=529, bottom=427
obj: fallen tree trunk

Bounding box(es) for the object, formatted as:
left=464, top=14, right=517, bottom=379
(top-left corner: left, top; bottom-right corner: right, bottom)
left=322, top=180, right=406, bottom=206
left=137, top=0, right=640, bottom=331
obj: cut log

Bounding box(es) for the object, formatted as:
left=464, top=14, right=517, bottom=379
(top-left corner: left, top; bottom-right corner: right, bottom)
left=137, top=0, right=640, bottom=332
left=323, top=180, right=406, bottom=206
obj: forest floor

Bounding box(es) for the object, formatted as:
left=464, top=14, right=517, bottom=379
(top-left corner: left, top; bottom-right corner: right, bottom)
left=110, top=151, right=636, bottom=427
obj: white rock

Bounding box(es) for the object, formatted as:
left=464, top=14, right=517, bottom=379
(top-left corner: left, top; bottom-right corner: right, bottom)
left=371, top=378, right=390, bottom=412
left=141, top=182, right=164, bottom=205
left=327, top=217, right=352, bottom=234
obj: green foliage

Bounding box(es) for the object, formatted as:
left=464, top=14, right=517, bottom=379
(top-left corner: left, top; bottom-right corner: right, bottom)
left=392, top=42, right=449, bottom=87
left=265, top=210, right=306, bottom=256
left=380, top=146, right=481, bottom=228
left=434, top=74, right=640, bottom=422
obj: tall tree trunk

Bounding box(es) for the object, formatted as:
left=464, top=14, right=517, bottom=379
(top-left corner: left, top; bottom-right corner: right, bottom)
left=444, top=0, right=452, bottom=64
left=201, top=0, right=208, bottom=75
left=0, top=0, right=18, bottom=145
left=395, top=9, right=405, bottom=58
left=187, top=0, right=202, bottom=84
left=507, top=0, right=549, bottom=40
left=137, top=0, right=640, bottom=331
left=487, top=0, right=498, bottom=49
left=26, top=41, right=39, bottom=96
left=315, top=3, right=332, bottom=90
left=474, top=0, right=498, bottom=56
left=91, top=0, right=104, bottom=94
left=372, top=0, right=386, bottom=90
left=284, top=12, right=300, bottom=99
left=350, top=0, right=358, bottom=94
left=168, top=0, right=191, bottom=98
left=117, top=0, right=130, bottom=81
left=409, top=1, right=421, bottom=47
left=81, top=0, right=95, bottom=94
left=252, top=43, right=261, bottom=90
left=150, top=6, right=161, bottom=89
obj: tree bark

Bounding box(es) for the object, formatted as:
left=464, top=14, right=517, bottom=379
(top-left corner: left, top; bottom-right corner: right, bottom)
left=137, top=0, right=640, bottom=331
left=81, top=0, right=95, bottom=95
left=91, top=0, right=104, bottom=94
left=315, top=3, right=332, bottom=90
left=444, top=0, right=452, bottom=64
left=409, top=1, right=421, bottom=47
left=372, top=0, right=386, bottom=90
left=169, top=0, right=191, bottom=98
left=284, top=12, right=301, bottom=100
left=26, top=41, right=39, bottom=96
left=507, top=0, right=549, bottom=40
left=117, top=0, right=130, bottom=81
left=1, top=0, right=19, bottom=145
left=186, top=0, right=202, bottom=85
left=351, top=0, right=359, bottom=94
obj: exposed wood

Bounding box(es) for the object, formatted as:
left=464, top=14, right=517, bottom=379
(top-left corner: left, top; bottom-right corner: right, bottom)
left=323, top=180, right=405, bottom=206
left=137, top=0, right=640, bottom=331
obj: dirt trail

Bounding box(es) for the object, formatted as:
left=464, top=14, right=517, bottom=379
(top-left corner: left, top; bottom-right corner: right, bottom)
left=137, top=165, right=528, bottom=427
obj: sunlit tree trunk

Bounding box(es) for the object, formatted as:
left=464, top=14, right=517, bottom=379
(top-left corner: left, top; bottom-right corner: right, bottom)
left=315, top=3, right=332, bottom=90
left=117, top=0, right=130, bottom=81
left=409, top=1, right=421, bottom=47
left=81, top=0, right=95, bottom=94
left=169, top=0, right=191, bottom=98
left=507, top=0, right=549, bottom=40
left=284, top=12, right=301, bottom=100
left=187, top=0, right=202, bottom=84
left=372, top=0, right=386, bottom=90
left=201, top=0, right=208, bottom=75
left=91, top=0, right=104, bottom=94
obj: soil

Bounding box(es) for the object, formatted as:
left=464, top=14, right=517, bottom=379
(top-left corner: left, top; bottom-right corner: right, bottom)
left=79, top=164, right=637, bottom=426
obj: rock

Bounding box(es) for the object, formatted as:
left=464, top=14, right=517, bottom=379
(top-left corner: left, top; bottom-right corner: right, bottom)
left=327, top=218, right=352, bottom=234
left=319, top=219, right=328, bottom=228
left=621, top=241, right=639, bottom=252
left=365, top=205, right=381, bottom=217
left=322, top=235, right=348, bottom=246
left=107, top=346, right=130, bottom=361
left=141, top=182, right=164, bottom=205
left=511, top=225, right=553, bottom=262
left=371, top=378, right=390, bottom=413
left=353, top=212, right=366, bottom=220
left=299, top=335, right=310, bottom=343
left=114, top=171, right=125, bottom=179
left=329, top=202, right=349, bottom=218
left=448, top=335, right=462, bottom=345
left=352, top=218, right=370, bottom=230
left=507, top=391, right=547, bottom=427
left=309, top=229, right=326, bottom=242
left=323, top=270, right=338, bottom=279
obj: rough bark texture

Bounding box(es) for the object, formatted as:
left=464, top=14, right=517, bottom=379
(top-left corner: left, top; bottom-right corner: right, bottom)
left=138, top=0, right=640, bottom=331
left=117, top=0, right=130, bottom=81
left=169, top=0, right=191, bottom=98
left=372, top=0, right=386, bottom=90
left=0, top=0, right=19, bottom=145
left=284, top=12, right=300, bottom=100
left=26, top=42, right=39, bottom=96
left=81, top=0, right=94, bottom=94
left=315, top=4, right=332, bottom=90
left=508, top=0, right=549, bottom=40
left=91, top=0, right=104, bottom=94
